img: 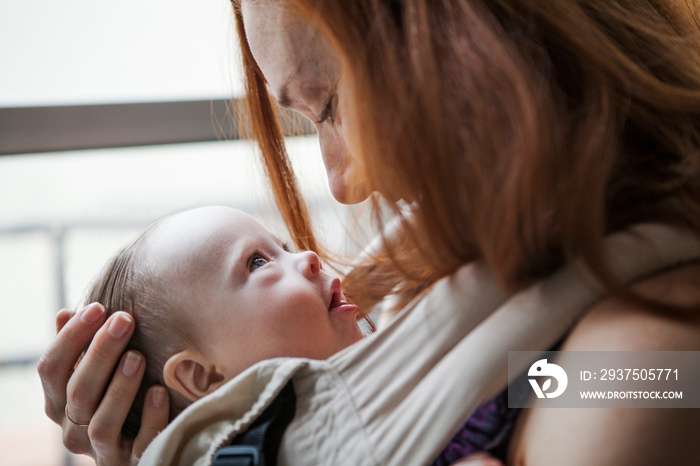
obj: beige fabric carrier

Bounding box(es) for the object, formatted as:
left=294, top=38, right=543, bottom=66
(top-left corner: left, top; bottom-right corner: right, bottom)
left=139, top=225, right=700, bottom=466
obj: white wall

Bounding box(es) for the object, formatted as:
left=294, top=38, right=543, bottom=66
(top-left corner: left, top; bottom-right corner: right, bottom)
left=0, top=0, right=242, bottom=106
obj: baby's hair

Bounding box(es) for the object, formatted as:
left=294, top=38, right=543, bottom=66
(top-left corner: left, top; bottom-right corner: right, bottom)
left=83, top=222, right=192, bottom=438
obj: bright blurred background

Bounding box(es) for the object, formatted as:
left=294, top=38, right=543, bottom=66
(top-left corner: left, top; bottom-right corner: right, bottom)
left=0, top=1, right=369, bottom=464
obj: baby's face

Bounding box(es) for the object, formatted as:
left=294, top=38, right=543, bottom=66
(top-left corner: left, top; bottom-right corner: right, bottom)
left=143, top=206, right=364, bottom=380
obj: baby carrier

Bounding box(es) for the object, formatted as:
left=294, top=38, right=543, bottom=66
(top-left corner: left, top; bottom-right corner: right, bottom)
left=139, top=224, right=700, bottom=466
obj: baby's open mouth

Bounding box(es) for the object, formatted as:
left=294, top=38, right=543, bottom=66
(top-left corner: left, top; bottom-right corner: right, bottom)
left=328, top=278, right=358, bottom=314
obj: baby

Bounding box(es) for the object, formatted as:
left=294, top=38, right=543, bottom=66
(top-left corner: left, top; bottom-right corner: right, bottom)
left=84, top=206, right=365, bottom=437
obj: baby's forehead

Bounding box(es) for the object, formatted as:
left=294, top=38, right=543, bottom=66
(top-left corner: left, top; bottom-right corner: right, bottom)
left=142, top=206, right=272, bottom=272
left=167, top=206, right=253, bottom=226
left=159, top=207, right=263, bottom=239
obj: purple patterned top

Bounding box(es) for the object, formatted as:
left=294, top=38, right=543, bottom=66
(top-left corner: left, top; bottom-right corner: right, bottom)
left=430, top=388, right=519, bottom=465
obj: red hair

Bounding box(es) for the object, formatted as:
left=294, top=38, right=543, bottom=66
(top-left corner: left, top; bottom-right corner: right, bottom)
left=231, top=0, right=700, bottom=309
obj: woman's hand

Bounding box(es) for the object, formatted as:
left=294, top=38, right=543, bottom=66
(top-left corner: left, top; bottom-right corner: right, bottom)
left=37, top=303, right=170, bottom=465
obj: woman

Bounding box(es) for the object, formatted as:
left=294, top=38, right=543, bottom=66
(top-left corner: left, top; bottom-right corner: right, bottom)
left=39, top=0, right=700, bottom=464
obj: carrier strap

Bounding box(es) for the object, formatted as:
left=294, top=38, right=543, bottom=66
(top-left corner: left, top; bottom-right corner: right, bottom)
left=212, top=380, right=296, bottom=466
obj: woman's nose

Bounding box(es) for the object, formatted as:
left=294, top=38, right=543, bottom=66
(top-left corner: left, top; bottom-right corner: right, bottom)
left=297, top=250, right=321, bottom=277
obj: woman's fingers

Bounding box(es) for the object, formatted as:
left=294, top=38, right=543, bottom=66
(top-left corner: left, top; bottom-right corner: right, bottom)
left=56, top=308, right=75, bottom=333
left=132, top=386, right=170, bottom=459
left=65, top=311, right=135, bottom=426
left=38, top=303, right=107, bottom=424
left=88, top=350, right=145, bottom=454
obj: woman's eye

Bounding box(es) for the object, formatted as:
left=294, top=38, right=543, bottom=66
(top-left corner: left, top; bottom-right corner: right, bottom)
left=249, top=255, right=269, bottom=272
left=316, top=93, right=336, bottom=124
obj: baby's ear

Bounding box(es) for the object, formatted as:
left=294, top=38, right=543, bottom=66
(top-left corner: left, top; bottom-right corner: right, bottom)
left=163, top=350, right=225, bottom=402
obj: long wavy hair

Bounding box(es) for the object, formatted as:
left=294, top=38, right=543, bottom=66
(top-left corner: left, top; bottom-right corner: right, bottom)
left=231, top=0, right=700, bottom=310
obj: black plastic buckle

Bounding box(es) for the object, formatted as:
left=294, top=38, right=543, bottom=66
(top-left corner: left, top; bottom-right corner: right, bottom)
left=212, top=445, right=263, bottom=466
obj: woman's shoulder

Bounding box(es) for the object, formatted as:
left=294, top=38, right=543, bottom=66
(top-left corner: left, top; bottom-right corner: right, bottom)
left=506, top=262, right=700, bottom=466
left=563, top=262, right=700, bottom=352
left=561, top=263, right=700, bottom=351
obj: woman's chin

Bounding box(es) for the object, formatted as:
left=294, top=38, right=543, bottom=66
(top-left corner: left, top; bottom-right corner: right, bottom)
left=330, top=182, right=371, bottom=205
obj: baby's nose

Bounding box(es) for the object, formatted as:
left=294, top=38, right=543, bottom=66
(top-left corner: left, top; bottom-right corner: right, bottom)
left=298, top=250, right=321, bottom=276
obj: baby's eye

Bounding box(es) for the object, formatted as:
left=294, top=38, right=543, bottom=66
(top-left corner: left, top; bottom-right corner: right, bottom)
left=248, top=254, right=269, bottom=272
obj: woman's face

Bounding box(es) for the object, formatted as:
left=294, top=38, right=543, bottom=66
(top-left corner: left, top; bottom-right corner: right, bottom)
left=241, top=0, right=369, bottom=204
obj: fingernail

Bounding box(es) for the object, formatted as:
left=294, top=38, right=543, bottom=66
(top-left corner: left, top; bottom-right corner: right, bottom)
left=151, top=386, right=166, bottom=408
left=80, top=303, right=104, bottom=323
left=108, top=313, right=132, bottom=339
left=122, top=351, right=142, bottom=377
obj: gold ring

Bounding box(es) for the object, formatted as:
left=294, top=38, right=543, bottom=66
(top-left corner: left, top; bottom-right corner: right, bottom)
left=64, top=406, right=90, bottom=427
